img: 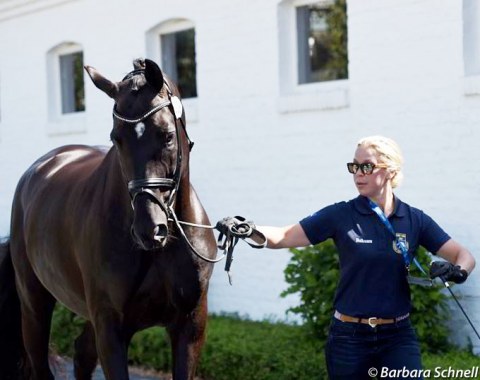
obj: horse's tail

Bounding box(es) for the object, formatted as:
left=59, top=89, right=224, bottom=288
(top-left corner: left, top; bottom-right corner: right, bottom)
left=0, top=239, right=25, bottom=379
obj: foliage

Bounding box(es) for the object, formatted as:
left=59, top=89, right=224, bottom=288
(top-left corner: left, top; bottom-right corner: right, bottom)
left=49, top=304, right=84, bottom=356
left=281, top=240, right=451, bottom=353
left=50, top=308, right=326, bottom=379
left=281, top=239, right=339, bottom=342
left=198, top=313, right=325, bottom=380
left=49, top=308, right=477, bottom=379
left=324, top=0, right=348, bottom=80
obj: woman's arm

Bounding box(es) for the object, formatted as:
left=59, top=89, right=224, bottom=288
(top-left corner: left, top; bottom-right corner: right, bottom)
left=257, top=223, right=311, bottom=249
left=436, top=239, right=476, bottom=274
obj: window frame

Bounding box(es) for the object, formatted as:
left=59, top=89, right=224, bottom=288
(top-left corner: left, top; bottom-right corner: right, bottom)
left=277, top=0, right=349, bottom=113
left=463, top=0, right=480, bottom=95
left=46, top=42, right=86, bottom=135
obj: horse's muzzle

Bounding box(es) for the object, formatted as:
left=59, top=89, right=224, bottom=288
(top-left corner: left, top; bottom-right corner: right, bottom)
left=131, top=222, right=169, bottom=251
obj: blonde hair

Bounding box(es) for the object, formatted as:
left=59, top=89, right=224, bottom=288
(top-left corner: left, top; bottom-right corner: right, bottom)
left=357, top=135, right=404, bottom=188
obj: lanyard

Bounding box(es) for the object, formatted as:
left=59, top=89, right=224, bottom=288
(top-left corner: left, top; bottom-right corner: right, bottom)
left=368, top=198, right=428, bottom=276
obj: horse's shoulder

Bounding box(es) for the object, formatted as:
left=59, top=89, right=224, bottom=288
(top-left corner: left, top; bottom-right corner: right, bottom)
left=33, top=144, right=107, bottom=169
left=17, top=145, right=110, bottom=192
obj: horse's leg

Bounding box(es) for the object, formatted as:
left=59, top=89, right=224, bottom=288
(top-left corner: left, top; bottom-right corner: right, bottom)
left=168, top=300, right=208, bottom=380
left=11, top=236, right=56, bottom=380
left=92, top=314, right=130, bottom=380
left=16, top=272, right=56, bottom=380
left=74, top=321, right=98, bottom=380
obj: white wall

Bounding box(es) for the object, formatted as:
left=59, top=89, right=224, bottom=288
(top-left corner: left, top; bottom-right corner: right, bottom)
left=0, top=0, right=479, bottom=352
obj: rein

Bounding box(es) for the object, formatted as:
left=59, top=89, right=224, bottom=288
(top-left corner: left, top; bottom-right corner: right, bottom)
left=170, top=215, right=267, bottom=285
left=112, top=71, right=266, bottom=283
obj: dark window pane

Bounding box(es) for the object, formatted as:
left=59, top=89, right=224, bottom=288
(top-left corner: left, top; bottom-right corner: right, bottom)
left=161, top=28, right=197, bottom=98
left=297, top=0, right=348, bottom=84
left=60, top=52, right=85, bottom=113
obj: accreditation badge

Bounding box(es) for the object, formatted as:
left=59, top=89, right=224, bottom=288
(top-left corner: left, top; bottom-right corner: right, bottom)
left=393, top=233, right=409, bottom=254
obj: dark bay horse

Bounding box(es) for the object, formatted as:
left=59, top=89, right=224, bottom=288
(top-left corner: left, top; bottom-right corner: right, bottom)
left=0, top=58, right=217, bottom=380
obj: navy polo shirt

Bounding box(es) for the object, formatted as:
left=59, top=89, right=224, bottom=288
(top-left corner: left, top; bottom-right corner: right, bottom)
left=299, top=195, right=450, bottom=318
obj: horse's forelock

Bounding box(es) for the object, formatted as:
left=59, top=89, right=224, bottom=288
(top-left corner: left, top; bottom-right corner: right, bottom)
left=121, top=72, right=168, bottom=99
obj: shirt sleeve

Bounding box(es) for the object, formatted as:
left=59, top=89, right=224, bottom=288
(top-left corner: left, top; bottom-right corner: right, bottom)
left=418, top=211, right=451, bottom=254
left=299, top=203, right=341, bottom=245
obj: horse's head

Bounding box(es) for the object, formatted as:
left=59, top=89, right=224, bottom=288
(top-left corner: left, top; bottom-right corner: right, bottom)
left=85, top=59, right=189, bottom=251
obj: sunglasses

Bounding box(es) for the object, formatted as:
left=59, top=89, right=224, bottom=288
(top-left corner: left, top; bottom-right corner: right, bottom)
left=347, top=162, right=388, bottom=175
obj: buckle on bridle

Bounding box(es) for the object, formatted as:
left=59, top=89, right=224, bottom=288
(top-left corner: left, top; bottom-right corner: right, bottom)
left=368, top=317, right=378, bottom=328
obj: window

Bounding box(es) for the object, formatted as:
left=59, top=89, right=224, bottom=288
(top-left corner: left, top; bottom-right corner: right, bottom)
left=161, top=28, right=197, bottom=98
left=59, top=51, right=85, bottom=113
left=296, top=1, right=348, bottom=84
left=277, top=0, right=349, bottom=113
left=146, top=19, right=199, bottom=121
left=46, top=42, right=86, bottom=134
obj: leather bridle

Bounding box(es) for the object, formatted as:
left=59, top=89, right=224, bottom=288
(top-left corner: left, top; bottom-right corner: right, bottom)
left=111, top=72, right=228, bottom=264
left=112, top=74, right=191, bottom=219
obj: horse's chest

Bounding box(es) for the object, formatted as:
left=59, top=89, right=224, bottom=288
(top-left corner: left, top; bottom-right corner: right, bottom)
left=127, top=261, right=206, bottom=325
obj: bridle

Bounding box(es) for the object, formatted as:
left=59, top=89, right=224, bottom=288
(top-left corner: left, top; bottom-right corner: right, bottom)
left=111, top=71, right=226, bottom=264
left=113, top=72, right=191, bottom=220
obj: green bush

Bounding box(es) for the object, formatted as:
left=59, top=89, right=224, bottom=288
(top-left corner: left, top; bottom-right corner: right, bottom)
left=281, top=240, right=451, bottom=353
left=198, top=314, right=325, bottom=380
left=50, top=307, right=477, bottom=379
left=50, top=308, right=326, bottom=379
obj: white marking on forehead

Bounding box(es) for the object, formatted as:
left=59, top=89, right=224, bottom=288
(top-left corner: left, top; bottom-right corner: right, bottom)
left=135, top=122, right=146, bottom=139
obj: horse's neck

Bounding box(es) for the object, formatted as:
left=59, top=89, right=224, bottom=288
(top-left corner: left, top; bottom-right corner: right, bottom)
left=97, top=148, right=131, bottom=211
left=175, top=174, right=209, bottom=225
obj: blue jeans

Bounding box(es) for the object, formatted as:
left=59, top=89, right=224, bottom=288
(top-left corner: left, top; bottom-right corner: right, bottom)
left=325, top=317, right=423, bottom=379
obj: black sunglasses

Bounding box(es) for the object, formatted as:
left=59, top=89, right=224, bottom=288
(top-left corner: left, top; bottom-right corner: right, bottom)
left=347, top=162, right=388, bottom=175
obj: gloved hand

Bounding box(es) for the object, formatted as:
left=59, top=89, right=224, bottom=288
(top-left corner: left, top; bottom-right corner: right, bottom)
left=429, top=261, right=469, bottom=284
left=215, top=216, right=256, bottom=238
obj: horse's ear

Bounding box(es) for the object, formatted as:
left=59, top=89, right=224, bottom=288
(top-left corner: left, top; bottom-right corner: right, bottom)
left=84, top=66, right=119, bottom=99
left=144, top=59, right=164, bottom=93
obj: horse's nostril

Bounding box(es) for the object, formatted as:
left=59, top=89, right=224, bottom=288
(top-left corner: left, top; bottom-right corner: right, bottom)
left=153, top=224, right=168, bottom=242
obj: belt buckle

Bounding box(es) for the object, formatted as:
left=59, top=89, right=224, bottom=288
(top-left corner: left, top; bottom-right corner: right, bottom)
left=368, top=317, right=378, bottom=328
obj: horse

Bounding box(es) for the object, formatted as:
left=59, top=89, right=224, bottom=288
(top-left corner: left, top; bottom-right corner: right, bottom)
left=0, top=58, right=217, bottom=380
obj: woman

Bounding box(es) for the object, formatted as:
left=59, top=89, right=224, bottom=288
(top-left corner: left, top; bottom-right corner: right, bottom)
left=256, top=136, right=475, bottom=379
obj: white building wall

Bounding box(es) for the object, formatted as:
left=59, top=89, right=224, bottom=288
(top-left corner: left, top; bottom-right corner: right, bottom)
left=0, top=0, right=479, bottom=352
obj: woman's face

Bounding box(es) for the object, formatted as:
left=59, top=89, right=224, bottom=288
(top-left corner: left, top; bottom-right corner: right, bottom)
left=352, top=146, right=391, bottom=199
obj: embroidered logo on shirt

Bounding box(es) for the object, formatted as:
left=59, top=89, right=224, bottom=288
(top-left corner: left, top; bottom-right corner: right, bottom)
left=355, top=237, right=373, bottom=244
left=348, top=225, right=373, bottom=244
left=393, top=233, right=409, bottom=254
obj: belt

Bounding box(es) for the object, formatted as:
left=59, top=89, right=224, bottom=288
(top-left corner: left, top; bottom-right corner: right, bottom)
left=334, top=310, right=410, bottom=328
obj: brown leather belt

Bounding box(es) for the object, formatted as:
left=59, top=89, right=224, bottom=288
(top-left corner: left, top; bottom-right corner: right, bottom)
left=334, top=310, right=410, bottom=328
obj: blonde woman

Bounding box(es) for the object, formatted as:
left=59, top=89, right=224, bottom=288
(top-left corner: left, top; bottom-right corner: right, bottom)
left=224, top=136, right=476, bottom=379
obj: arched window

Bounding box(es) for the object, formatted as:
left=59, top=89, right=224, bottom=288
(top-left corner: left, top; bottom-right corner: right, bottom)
left=146, top=19, right=197, bottom=99
left=47, top=42, right=85, bottom=117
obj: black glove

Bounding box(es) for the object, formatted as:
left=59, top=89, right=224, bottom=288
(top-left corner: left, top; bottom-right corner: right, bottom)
left=215, top=216, right=255, bottom=238
left=429, top=261, right=468, bottom=284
